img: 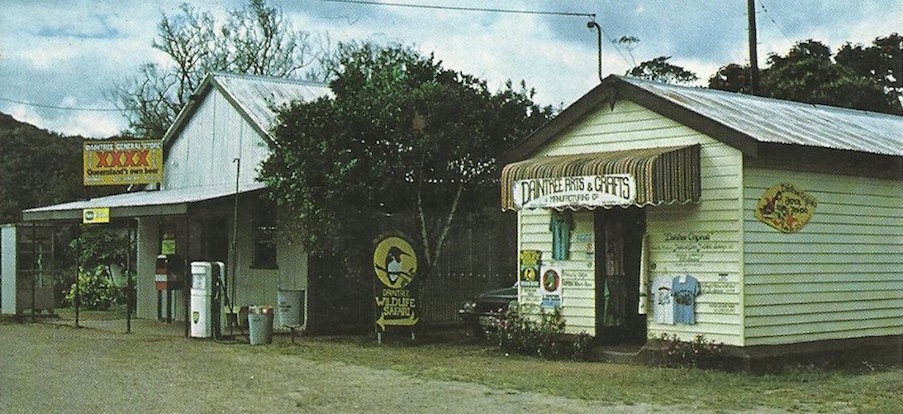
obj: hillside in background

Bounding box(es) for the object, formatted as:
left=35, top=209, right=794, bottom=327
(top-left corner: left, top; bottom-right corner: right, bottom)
left=0, top=112, right=86, bottom=224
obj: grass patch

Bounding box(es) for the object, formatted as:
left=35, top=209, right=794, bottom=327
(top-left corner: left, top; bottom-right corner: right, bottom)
left=262, top=330, right=903, bottom=413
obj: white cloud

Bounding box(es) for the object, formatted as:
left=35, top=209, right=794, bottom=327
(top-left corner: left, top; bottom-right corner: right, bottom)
left=2, top=0, right=901, bottom=137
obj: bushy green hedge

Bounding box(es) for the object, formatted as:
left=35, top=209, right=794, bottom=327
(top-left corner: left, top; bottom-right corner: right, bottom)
left=63, top=265, right=128, bottom=310
left=487, top=306, right=593, bottom=361
left=654, top=333, right=725, bottom=369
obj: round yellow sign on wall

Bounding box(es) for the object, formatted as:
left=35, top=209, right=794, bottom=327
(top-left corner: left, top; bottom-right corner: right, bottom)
left=373, top=236, right=418, bottom=289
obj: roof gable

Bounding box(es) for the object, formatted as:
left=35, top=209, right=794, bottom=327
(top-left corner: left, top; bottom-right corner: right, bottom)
left=506, top=75, right=903, bottom=162
left=161, top=72, right=331, bottom=150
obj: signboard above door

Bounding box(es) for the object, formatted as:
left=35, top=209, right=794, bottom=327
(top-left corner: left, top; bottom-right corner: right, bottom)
left=512, top=174, right=636, bottom=210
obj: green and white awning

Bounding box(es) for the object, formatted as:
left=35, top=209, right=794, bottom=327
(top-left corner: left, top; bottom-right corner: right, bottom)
left=501, top=145, right=700, bottom=211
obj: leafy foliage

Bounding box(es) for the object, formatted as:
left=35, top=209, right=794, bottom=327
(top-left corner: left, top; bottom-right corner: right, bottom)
left=0, top=113, right=84, bottom=224
left=63, top=264, right=127, bottom=310
left=653, top=333, right=725, bottom=369
left=709, top=34, right=902, bottom=115
left=113, top=0, right=325, bottom=138
left=487, top=305, right=593, bottom=361
left=58, top=228, right=133, bottom=309
left=262, top=42, right=552, bottom=281
left=627, top=56, right=699, bottom=84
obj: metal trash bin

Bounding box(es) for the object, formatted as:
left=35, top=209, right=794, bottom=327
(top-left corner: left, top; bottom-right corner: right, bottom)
left=248, top=305, right=274, bottom=345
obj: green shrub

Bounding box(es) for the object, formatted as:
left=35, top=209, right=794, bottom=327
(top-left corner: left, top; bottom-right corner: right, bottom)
left=655, top=333, right=725, bottom=369
left=64, top=265, right=127, bottom=310
left=487, top=306, right=592, bottom=361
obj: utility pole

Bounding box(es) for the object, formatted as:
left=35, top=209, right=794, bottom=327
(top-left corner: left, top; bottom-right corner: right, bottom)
left=747, top=0, right=760, bottom=94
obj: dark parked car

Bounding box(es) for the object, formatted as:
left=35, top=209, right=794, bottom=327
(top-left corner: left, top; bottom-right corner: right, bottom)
left=457, top=284, right=518, bottom=337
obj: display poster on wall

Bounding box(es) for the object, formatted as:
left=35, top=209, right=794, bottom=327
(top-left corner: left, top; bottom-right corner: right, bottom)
left=83, top=140, right=163, bottom=186
left=754, top=183, right=817, bottom=233
left=373, top=235, right=418, bottom=331
left=519, top=249, right=542, bottom=288
left=512, top=174, right=636, bottom=210
left=539, top=267, right=563, bottom=309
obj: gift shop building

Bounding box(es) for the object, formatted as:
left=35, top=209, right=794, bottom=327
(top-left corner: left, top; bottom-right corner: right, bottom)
left=502, top=75, right=902, bottom=364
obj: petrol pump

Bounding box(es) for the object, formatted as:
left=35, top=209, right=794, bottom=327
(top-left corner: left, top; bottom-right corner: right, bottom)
left=154, top=254, right=182, bottom=323
left=190, top=261, right=226, bottom=339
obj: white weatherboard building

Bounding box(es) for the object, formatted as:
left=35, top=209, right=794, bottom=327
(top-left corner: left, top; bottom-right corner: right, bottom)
left=23, top=73, right=330, bottom=330
left=502, top=75, right=902, bottom=364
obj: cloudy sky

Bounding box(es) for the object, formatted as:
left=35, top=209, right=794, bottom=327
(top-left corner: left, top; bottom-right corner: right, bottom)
left=1, top=0, right=900, bottom=138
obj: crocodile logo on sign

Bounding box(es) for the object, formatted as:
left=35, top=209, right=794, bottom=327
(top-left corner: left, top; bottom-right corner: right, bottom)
left=754, top=183, right=817, bottom=233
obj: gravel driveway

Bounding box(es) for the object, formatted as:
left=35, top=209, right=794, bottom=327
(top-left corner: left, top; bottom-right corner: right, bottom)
left=1, top=320, right=672, bottom=414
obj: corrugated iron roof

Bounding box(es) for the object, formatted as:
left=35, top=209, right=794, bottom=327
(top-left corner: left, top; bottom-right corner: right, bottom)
left=212, top=72, right=332, bottom=135
left=162, top=72, right=331, bottom=144
left=619, top=76, right=903, bottom=156
left=22, top=182, right=266, bottom=221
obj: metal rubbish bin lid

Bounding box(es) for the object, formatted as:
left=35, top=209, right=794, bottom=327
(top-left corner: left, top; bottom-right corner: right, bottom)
left=249, top=305, right=273, bottom=314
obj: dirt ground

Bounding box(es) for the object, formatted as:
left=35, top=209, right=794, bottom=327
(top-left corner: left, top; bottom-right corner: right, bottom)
left=0, top=315, right=802, bottom=414
left=1, top=318, right=680, bottom=414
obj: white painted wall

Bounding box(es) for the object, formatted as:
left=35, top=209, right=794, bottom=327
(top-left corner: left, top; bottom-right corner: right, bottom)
left=515, top=100, right=746, bottom=345
left=743, top=168, right=903, bottom=345
left=135, top=206, right=308, bottom=328
left=163, top=89, right=270, bottom=190
left=1, top=225, right=16, bottom=314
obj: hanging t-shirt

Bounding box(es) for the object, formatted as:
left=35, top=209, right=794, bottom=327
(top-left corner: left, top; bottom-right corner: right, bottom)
left=672, top=275, right=700, bottom=325
left=652, top=276, right=674, bottom=325
left=549, top=211, right=573, bottom=260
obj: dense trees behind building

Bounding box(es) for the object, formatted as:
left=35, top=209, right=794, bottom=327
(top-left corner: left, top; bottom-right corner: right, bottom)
left=0, top=113, right=84, bottom=224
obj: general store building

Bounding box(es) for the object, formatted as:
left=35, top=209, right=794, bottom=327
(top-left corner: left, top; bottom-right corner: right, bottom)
left=22, top=72, right=329, bottom=331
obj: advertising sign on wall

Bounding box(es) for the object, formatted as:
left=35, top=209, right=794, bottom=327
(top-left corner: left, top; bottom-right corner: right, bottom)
left=82, top=208, right=109, bottom=224
left=83, top=140, right=163, bottom=186
left=519, top=249, right=542, bottom=287
left=512, top=174, right=636, bottom=210
left=539, top=267, right=562, bottom=309
left=754, top=183, right=817, bottom=233
left=373, top=235, right=418, bottom=331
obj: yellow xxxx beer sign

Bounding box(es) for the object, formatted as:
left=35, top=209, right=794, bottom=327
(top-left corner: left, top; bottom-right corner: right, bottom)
left=83, top=140, right=163, bottom=186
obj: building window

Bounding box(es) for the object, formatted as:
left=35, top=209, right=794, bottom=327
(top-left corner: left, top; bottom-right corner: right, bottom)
left=252, top=200, right=278, bottom=269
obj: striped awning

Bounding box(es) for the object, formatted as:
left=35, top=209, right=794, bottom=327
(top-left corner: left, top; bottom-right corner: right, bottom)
left=501, top=145, right=700, bottom=211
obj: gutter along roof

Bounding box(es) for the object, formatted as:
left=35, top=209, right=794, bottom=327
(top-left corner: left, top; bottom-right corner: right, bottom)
left=22, top=182, right=266, bottom=222
left=504, top=75, right=903, bottom=163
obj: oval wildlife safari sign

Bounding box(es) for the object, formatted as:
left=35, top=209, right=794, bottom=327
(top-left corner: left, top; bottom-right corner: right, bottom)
left=373, top=235, right=419, bottom=332
left=373, top=236, right=417, bottom=289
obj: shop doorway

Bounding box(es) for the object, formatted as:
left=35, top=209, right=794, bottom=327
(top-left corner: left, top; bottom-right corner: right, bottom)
left=594, top=207, right=646, bottom=344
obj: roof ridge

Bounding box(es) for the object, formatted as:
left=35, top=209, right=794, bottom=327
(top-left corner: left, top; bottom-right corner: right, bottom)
left=211, top=71, right=329, bottom=88
left=616, top=75, right=903, bottom=120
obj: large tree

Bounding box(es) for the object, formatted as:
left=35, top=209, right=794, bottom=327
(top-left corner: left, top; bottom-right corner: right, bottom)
left=626, top=56, right=699, bottom=84
left=112, top=0, right=324, bottom=139
left=709, top=35, right=902, bottom=115
left=261, top=43, right=552, bottom=283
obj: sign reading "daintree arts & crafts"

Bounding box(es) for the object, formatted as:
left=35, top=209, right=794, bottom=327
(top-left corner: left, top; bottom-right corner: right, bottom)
left=513, top=174, right=636, bottom=210
left=83, top=140, right=163, bottom=186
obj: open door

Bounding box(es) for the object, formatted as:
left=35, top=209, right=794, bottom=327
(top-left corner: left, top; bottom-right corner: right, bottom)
left=595, top=207, right=646, bottom=344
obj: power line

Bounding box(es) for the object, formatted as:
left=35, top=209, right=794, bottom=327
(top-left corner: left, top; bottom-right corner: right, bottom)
left=309, top=0, right=595, bottom=19
left=0, top=96, right=121, bottom=112
left=757, top=0, right=793, bottom=44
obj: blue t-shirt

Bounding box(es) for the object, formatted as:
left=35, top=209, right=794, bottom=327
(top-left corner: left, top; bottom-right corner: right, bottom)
left=671, top=275, right=700, bottom=324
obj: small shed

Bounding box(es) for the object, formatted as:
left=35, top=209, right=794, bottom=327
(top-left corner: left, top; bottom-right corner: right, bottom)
left=1, top=223, right=56, bottom=316
left=501, top=75, right=902, bottom=364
